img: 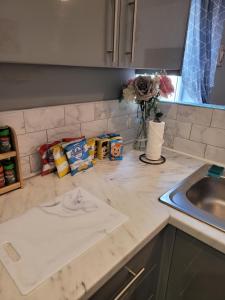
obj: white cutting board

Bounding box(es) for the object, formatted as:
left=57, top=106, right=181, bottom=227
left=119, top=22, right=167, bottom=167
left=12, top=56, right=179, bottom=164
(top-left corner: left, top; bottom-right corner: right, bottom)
left=0, top=187, right=128, bottom=295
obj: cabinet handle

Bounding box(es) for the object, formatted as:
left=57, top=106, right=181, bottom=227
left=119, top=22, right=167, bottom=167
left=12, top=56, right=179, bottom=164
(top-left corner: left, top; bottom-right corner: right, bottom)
left=107, top=0, right=119, bottom=63
left=113, top=0, right=119, bottom=64
left=113, top=267, right=145, bottom=300
left=125, top=0, right=137, bottom=64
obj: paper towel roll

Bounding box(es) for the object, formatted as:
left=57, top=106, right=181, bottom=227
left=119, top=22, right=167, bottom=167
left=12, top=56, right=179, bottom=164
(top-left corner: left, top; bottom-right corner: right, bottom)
left=146, top=120, right=165, bottom=160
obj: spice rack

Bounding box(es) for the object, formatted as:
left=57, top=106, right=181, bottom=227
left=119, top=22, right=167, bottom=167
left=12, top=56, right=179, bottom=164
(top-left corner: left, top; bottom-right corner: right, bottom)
left=0, top=127, right=23, bottom=195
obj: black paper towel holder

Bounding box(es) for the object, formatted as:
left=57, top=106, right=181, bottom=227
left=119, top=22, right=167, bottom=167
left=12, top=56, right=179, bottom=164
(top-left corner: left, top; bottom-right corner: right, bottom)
left=139, top=154, right=166, bottom=165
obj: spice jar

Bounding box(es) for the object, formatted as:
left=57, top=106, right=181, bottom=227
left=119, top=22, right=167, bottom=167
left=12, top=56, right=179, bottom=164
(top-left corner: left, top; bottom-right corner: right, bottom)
left=0, top=164, right=5, bottom=188
left=4, top=161, right=16, bottom=185
left=0, top=126, right=12, bottom=153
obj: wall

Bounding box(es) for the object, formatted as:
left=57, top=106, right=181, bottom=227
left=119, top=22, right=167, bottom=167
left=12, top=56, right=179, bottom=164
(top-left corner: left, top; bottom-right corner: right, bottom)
left=0, top=100, right=138, bottom=178
left=209, top=27, right=225, bottom=106
left=2, top=98, right=225, bottom=179
left=160, top=102, right=225, bottom=165
left=0, top=63, right=134, bottom=111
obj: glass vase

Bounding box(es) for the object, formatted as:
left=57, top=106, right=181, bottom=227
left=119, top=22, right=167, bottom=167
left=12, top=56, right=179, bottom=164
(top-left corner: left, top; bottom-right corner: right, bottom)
left=133, top=101, right=148, bottom=151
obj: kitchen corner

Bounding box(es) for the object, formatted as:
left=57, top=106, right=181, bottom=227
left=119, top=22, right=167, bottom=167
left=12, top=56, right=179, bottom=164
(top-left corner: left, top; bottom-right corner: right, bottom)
left=1, top=145, right=224, bottom=300
left=1, top=1, right=225, bottom=299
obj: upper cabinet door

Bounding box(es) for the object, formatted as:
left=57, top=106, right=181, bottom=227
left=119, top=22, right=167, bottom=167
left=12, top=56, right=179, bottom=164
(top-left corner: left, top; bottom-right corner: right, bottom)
left=0, top=0, right=119, bottom=67
left=119, top=0, right=191, bottom=70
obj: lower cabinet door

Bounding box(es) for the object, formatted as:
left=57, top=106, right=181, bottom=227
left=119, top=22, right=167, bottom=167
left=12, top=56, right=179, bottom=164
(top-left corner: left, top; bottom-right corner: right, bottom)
left=122, top=265, right=158, bottom=300
left=90, top=231, right=164, bottom=300
left=165, top=229, right=225, bottom=300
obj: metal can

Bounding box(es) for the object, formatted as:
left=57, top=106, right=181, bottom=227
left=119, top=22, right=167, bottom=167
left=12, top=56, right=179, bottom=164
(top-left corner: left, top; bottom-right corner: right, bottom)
left=4, top=161, right=16, bottom=185
left=0, top=164, right=5, bottom=188
left=0, top=127, right=12, bottom=153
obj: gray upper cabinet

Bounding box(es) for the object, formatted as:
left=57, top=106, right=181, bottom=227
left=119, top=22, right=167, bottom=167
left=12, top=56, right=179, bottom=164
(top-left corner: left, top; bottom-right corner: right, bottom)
left=0, top=0, right=190, bottom=69
left=119, top=0, right=191, bottom=70
left=0, top=0, right=118, bottom=67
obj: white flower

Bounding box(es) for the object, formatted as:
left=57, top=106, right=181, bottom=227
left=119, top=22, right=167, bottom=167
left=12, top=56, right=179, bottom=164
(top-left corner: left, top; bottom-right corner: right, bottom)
left=123, top=84, right=136, bottom=101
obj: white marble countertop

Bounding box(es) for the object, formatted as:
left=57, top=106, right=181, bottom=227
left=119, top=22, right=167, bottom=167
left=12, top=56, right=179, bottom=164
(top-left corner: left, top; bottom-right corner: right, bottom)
left=0, top=146, right=225, bottom=300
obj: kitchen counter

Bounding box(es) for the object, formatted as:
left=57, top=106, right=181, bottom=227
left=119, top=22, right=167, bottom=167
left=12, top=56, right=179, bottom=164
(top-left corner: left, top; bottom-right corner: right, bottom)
left=0, top=146, right=225, bottom=300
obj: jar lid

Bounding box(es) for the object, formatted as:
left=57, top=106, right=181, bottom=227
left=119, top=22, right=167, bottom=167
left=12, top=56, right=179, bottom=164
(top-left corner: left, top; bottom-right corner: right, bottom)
left=4, top=162, right=15, bottom=170
left=0, top=127, right=10, bottom=137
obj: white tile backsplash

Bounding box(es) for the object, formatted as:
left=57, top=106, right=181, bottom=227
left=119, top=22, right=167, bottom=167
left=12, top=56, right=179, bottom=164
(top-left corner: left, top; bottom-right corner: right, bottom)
left=159, top=103, right=178, bottom=120
left=18, top=131, right=47, bottom=156
left=65, top=102, right=95, bottom=125
left=108, top=116, right=129, bottom=132
left=205, top=145, right=225, bottom=164
left=120, top=128, right=137, bottom=143
left=0, top=111, right=25, bottom=134
left=211, top=109, right=225, bottom=129
left=30, top=152, right=42, bottom=173
left=177, top=105, right=213, bottom=126
left=164, top=119, right=191, bottom=148
left=0, top=100, right=137, bottom=178
left=165, top=119, right=191, bottom=140
left=108, top=100, right=136, bottom=117
left=81, top=119, right=108, bottom=138
left=128, top=114, right=139, bottom=129
left=173, top=137, right=206, bottom=157
left=24, top=106, right=64, bottom=132
left=94, top=101, right=110, bottom=120
left=190, top=125, right=225, bottom=148
left=20, top=156, right=31, bottom=179
left=47, top=124, right=81, bottom=142
left=2, top=100, right=225, bottom=179
left=161, top=102, right=225, bottom=165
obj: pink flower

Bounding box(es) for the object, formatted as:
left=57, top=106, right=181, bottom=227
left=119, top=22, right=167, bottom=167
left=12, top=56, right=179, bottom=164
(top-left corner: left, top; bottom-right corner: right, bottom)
left=159, top=76, right=174, bottom=98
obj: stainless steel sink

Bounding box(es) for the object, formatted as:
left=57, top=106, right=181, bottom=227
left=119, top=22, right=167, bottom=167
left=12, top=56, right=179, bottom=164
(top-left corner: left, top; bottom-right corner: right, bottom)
left=160, top=164, right=225, bottom=232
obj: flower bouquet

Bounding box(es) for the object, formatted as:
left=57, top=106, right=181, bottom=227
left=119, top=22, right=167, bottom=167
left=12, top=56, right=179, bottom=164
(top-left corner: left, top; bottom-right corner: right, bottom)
left=122, top=74, right=174, bottom=150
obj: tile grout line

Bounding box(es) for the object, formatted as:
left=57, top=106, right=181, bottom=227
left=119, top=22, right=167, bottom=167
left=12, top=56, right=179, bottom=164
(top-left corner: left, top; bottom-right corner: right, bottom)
left=106, top=118, right=109, bottom=132
left=45, top=129, right=48, bottom=143
left=28, top=154, right=32, bottom=176
left=22, top=110, right=27, bottom=134
left=63, top=105, right=66, bottom=127
left=175, top=104, right=178, bottom=120
left=79, top=122, right=82, bottom=136
left=203, top=143, right=207, bottom=158
left=209, top=108, right=214, bottom=128
left=188, top=123, right=194, bottom=140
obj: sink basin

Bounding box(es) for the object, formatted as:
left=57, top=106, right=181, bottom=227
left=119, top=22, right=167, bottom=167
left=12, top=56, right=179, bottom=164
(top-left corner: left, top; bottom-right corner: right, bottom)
left=187, top=177, right=225, bottom=220
left=160, top=164, right=225, bottom=232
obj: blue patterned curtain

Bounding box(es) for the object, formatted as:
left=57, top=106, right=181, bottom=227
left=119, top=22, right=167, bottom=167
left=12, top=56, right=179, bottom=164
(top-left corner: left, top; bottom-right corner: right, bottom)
left=181, top=0, right=225, bottom=103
